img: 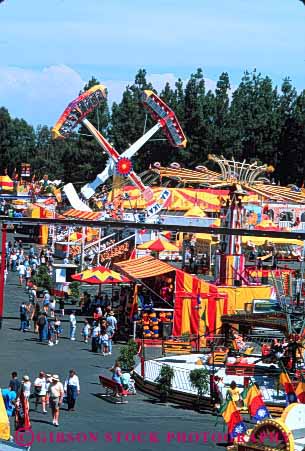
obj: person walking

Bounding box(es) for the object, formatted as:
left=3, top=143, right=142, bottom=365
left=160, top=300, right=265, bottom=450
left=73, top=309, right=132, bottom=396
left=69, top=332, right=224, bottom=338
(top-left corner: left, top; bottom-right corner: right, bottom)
left=54, top=316, right=62, bottom=344
left=91, top=321, right=100, bottom=353
left=43, top=290, right=50, bottom=314
left=9, top=372, right=21, bottom=395
left=106, top=311, right=117, bottom=332
left=69, top=310, right=77, bottom=340
left=34, top=371, right=48, bottom=413
left=48, top=375, right=64, bottom=427
left=100, top=328, right=109, bottom=356
left=37, top=312, right=48, bottom=342
left=2, top=386, right=17, bottom=417
left=64, top=369, right=80, bottom=411
left=49, top=298, right=56, bottom=318
left=19, top=302, right=28, bottom=332
left=17, top=262, right=26, bottom=286
left=106, top=323, right=115, bottom=356
left=82, top=319, right=91, bottom=343
left=21, top=375, right=31, bottom=411
left=32, top=301, right=40, bottom=333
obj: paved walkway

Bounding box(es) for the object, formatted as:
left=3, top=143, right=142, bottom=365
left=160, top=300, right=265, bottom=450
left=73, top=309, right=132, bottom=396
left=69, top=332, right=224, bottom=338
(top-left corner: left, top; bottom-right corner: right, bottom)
left=0, top=237, right=225, bottom=451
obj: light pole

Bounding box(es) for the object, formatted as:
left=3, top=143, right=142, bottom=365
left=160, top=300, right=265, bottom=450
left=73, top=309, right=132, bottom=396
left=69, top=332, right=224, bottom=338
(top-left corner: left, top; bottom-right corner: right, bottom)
left=0, top=223, right=7, bottom=329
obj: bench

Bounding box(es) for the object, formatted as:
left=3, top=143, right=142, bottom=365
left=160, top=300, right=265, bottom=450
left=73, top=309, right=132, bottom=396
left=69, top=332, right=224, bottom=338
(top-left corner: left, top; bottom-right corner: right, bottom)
left=99, top=375, right=128, bottom=404
left=267, top=405, right=284, bottom=417
left=162, top=341, right=192, bottom=355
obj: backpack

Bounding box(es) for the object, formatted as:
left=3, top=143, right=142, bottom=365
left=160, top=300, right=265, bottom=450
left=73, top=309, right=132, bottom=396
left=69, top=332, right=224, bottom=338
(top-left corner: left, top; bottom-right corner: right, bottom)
left=38, top=316, right=46, bottom=327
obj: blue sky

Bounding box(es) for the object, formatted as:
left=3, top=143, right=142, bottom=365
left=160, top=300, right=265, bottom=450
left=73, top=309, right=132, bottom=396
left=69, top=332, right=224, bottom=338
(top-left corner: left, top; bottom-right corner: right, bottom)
left=0, top=0, right=304, bottom=127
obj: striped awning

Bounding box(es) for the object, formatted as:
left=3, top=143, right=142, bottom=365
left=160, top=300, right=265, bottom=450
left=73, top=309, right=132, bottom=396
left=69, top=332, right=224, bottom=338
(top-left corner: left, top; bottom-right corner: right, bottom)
left=114, top=256, right=175, bottom=279
left=0, top=176, right=13, bottom=191
left=63, top=209, right=102, bottom=220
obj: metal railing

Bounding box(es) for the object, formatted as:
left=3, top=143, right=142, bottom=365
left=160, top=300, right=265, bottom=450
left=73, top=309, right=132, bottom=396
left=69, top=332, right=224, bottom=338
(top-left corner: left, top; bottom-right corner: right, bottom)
left=141, top=359, right=199, bottom=395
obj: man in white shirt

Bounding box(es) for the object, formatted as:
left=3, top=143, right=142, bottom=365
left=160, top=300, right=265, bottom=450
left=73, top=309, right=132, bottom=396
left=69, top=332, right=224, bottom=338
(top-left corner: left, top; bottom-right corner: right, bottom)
left=69, top=311, right=77, bottom=340
left=17, top=263, right=26, bottom=286
left=64, top=369, right=80, bottom=411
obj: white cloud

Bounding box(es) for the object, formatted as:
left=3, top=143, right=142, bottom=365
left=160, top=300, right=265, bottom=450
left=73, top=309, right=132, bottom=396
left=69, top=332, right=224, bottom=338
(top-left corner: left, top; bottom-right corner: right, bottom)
left=0, top=65, right=85, bottom=126
left=0, top=65, right=224, bottom=126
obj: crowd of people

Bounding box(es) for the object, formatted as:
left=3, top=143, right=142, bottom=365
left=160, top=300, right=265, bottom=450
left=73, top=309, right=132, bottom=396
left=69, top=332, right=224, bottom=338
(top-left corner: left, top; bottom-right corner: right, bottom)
left=2, top=370, right=80, bottom=428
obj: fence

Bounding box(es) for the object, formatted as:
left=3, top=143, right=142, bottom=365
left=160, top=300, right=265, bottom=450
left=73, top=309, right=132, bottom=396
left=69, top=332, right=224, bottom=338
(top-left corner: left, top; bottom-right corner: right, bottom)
left=135, top=359, right=199, bottom=395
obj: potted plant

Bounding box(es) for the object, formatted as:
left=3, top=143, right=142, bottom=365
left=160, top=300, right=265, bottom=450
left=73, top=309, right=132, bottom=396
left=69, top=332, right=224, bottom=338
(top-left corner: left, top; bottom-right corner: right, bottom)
left=155, top=364, right=174, bottom=403
left=118, top=339, right=138, bottom=371
left=32, top=265, right=52, bottom=294
left=69, top=281, right=81, bottom=305
left=189, top=368, right=209, bottom=411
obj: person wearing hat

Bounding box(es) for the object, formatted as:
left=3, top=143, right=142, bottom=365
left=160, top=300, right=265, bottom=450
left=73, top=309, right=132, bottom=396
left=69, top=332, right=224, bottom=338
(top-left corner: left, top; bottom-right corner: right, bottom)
left=48, top=375, right=64, bottom=427
left=22, top=375, right=31, bottom=399
left=21, top=375, right=31, bottom=411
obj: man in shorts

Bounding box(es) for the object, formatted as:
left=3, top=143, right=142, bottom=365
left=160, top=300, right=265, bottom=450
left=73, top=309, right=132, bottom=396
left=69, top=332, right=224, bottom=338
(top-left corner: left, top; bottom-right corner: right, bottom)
left=48, top=374, right=64, bottom=427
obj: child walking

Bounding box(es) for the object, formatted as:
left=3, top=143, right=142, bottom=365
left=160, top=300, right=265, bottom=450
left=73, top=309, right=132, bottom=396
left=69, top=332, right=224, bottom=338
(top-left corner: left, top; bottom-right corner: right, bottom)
left=82, top=320, right=91, bottom=343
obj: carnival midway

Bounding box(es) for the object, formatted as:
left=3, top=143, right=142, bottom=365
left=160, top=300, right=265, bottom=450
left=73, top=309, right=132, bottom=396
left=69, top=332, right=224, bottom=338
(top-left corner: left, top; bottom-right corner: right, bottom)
left=1, top=83, right=305, bottom=451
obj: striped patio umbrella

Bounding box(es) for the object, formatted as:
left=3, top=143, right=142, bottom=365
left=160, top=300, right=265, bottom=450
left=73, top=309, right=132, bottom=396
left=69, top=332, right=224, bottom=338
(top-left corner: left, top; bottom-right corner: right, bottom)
left=137, top=238, right=179, bottom=252
left=71, top=266, right=129, bottom=284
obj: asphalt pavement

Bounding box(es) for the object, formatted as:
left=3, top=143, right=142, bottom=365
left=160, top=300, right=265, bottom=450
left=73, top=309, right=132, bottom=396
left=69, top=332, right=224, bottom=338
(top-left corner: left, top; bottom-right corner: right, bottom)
left=0, top=236, right=226, bottom=451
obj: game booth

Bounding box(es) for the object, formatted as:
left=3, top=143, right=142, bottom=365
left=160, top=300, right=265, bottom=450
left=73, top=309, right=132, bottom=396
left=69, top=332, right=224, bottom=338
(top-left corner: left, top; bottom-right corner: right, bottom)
left=114, top=256, right=274, bottom=344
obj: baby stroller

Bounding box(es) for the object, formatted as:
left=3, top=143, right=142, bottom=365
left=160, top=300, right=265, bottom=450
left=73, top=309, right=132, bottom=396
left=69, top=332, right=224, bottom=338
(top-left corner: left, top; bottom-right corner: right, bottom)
left=121, top=373, right=136, bottom=395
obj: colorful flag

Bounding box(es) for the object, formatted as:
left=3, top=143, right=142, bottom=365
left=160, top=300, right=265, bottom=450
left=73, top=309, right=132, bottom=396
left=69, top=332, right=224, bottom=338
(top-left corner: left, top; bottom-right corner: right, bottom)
left=241, top=383, right=270, bottom=421
left=279, top=372, right=297, bottom=404
left=219, top=399, right=247, bottom=439
left=296, top=381, right=305, bottom=403
left=129, top=284, right=139, bottom=320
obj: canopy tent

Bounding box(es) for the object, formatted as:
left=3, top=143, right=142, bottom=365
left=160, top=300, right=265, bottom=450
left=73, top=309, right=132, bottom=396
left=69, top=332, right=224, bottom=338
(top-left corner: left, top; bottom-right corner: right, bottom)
left=183, top=206, right=206, bottom=217
left=242, top=236, right=303, bottom=246
left=71, top=266, right=129, bottom=284
left=195, top=233, right=219, bottom=242
left=115, top=256, right=228, bottom=338
left=0, top=176, right=13, bottom=192
left=115, top=255, right=174, bottom=279
left=137, top=238, right=179, bottom=252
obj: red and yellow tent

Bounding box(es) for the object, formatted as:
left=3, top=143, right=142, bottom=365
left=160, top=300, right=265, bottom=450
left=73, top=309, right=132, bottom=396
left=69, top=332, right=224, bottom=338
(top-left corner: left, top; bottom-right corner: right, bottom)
left=0, top=175, right=13, bottom=191
left=115, top=256, right=228, bottom=338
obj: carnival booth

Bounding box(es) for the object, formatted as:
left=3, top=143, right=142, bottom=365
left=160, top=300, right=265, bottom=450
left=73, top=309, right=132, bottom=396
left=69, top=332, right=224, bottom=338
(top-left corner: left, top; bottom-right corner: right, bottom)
left=115, top=256, right=231, bottom=342
left=52, top=263, right=79, bottom=297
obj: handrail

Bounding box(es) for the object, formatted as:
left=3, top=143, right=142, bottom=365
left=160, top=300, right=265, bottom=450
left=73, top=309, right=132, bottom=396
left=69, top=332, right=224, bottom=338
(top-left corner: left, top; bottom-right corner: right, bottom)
left=84, top=232, right=116, bottom=251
